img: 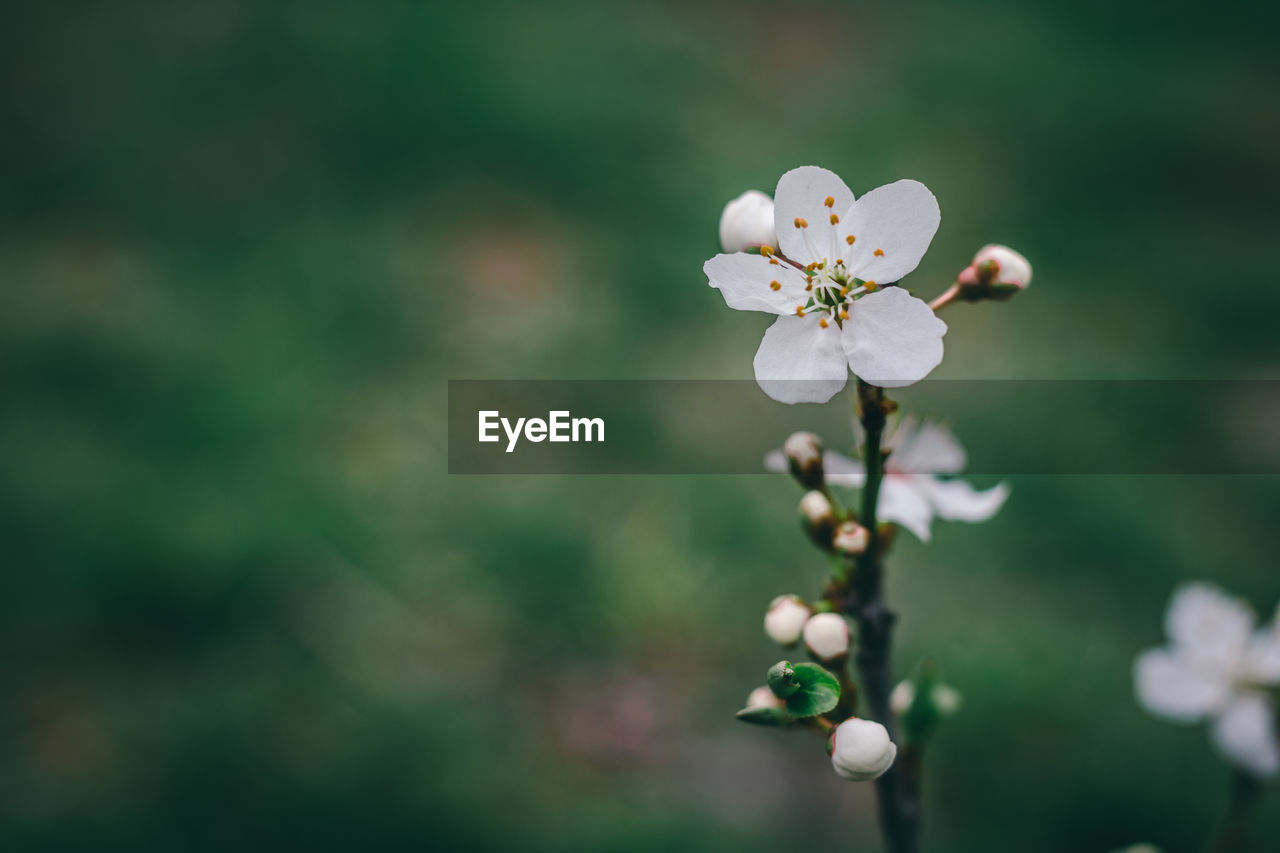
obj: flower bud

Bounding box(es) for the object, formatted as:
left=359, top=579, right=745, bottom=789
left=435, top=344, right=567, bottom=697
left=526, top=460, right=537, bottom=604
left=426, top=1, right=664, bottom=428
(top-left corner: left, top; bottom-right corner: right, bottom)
left=956, top=244, right=1032, bottom=301
left=764, top=595, right=812, bottom=645
left=746, top=686, right=785, bottom=711
left=783, top=431, right=824, bottom=489
left=827, top=717, right=897, bottom=781
left=766, top=660, right=800, bottom=698
left=799, top=490, right=838, bottom=549
left=832, top=520, right=869, bottom=555
left=718, top=190, right=778, bottom=253
left=889, top=680, right=916, bottom=716
left=803, top=612, right=850, bottom=662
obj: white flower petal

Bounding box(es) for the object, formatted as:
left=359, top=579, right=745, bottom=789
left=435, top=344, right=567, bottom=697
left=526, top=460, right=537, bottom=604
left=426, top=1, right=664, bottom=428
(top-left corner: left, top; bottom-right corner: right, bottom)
left=719, top=190, right=778, bottom=253
left=1243, top=628, right=1280, bottom=685
left=875, top=476, right=935, bottom=542
left=1211, top=693, right=1280, bottom=777
left=838, top=180, right=940, bottom=284
left=822, top=451, right=867, bottom=488
left=1165, top=583, right=1254, bottom=672
left=753, top=314, right=850, bottom=404
left=889, top=419, right=967, bottom=475
left=704, top=252, right=810, bottom=315
left=774, top=166, right=856, bottom=266
left=841, top=287, right=947, bottom=388
left=1133, top=647, right=1231, bottom=722
left=914, top=477, right=1010, bottom=523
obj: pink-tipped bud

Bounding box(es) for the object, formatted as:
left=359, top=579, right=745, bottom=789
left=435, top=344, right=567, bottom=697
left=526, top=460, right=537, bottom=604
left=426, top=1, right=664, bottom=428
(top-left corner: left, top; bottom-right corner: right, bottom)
left=719, top=190, right=778, bottom=253
left=764, top=595, right=812, bottom=645
left=832, top=520, right=869, bottom=555
left=803, top=612, right=850, bottom=662
left=956, top=244, right=1032, bottom=302
left=783, top=431, right=824, bottom=489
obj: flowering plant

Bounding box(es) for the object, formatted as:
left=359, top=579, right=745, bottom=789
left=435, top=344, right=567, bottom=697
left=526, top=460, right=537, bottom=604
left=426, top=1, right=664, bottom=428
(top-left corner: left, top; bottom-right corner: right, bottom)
left=711, top=165, right=1030, bottom=852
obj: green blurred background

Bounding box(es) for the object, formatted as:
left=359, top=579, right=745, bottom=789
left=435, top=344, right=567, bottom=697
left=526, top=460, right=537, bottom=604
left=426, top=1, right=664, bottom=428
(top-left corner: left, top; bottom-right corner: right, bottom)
left=4, top=1, right=1279, bottom=851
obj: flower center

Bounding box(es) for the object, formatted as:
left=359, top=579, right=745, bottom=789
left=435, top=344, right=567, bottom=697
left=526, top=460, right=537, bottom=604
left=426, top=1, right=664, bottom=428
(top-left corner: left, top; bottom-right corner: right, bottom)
left=791, top=258, right=878, bottom=324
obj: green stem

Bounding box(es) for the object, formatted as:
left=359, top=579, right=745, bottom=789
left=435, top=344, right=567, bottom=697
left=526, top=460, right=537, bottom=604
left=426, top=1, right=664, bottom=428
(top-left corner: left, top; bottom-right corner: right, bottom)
left=1209, top=770, right=1261, bottom=853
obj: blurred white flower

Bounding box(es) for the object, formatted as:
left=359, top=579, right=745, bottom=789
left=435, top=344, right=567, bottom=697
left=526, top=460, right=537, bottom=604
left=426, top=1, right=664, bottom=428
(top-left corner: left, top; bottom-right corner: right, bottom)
left=890, top=679, right=962, bottom=716
left=764, top=595, right=812, bottom=646
left=719, top=190, right=778, bottom=253
left=705, top=166, right=947, bottom=404
left=828, top=717, right=897, bottom=781
left=1134, top=582, right=1280, bottom=777
left=802, top=612, right=850, bottom=662
left=765, top=416, right=1010, bottom=542
left=745, top=686, right=785, bottom=711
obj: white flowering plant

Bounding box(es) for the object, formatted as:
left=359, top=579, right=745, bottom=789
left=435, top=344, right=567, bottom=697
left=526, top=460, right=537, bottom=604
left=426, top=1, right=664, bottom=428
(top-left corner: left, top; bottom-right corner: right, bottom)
left=715, top=165, right=1030, bottom=853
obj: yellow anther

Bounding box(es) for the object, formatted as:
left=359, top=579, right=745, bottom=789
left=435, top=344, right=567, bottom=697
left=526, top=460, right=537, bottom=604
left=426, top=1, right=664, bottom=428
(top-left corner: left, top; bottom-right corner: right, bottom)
left=805, top=282, right=813, bottom=291
left=769, top=258, right=779, bottom=265
left=865, top=280, right=878, bottom=291
left=874, top=248, right=885, bottom=257
left=824, top=196, right=835, bottom=208
left=795, top=306, right=806, bottom=316
left=839, top=309, right=849, bottom=320
left=836, top=258, right=844, bottom=265
left=819, top=318, right=829, bottom=328
left=769, top=280, right=781, bottom=291
left=760, top=246, right=774, bottom=257
left=846, top=235, right=856, bottom=245
left=840, top=286, right=850, bottom=296
left=805, top=262, right=818, bottom=271
left=794, top=217, right=808, bottom=229
left=829, top=213, right=839, bottom=225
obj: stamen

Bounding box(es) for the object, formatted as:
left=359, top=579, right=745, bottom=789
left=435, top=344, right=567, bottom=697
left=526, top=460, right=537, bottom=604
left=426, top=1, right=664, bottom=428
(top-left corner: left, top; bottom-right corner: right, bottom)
left=836, top=258, right=843, bottom=265
left=795, top=306, right=805, bottom=316
left=823, top=196, right=835, bottom=208
left=839, top=309, right=849, bottom=320
left=760, top=246, right=775, bottom=257
left=769, top=258, right=779, bottom=265
left=770, top=280, right=781, bottom=291
left=794, top=217, right=808, bottom=229
left=846, top=235, right=856, bottom=245
left=805, top=262, right=818, bottom=271
left=819, top=318, right=829, bottom=328
left=829, top=213, right=839, bottom=225
left=874, top=249, right=885, bottom=257
left=864, top=280, right=878, bottom=291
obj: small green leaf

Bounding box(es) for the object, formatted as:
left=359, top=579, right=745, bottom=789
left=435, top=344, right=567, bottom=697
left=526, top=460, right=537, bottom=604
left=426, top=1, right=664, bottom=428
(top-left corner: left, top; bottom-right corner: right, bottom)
left=784, top=662, right=841, bottom=717
left=735, top=706, right=793, bottom=727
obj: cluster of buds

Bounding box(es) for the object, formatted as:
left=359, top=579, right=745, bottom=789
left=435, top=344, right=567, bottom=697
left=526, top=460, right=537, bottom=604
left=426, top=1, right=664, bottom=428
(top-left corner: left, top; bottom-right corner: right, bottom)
left=953, top=244, right=1032, bottom=302
left=764, top=596, right=851, bottom=662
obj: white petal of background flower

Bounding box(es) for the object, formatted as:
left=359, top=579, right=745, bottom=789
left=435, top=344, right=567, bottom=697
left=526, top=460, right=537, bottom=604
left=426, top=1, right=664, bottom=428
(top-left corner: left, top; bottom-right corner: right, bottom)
left=704, top=252, right=810, bottom=314
left=889, top=417, right=967, bottom=475
left=753, top=314, right=850, bottom=404
left=1243, top=628, right=1280, bottom=685
left=822, top=451, right=868, bottom=489
left=837, top=180, right=941, bottom=284
left=773, top=166, right=855, bottom=266
left=874, top=477, right=935, bottom=542
left=1165, top=583, right=1255, bottom=673
left=842, top=287, right=947, bottom=388
left=1134, top=647, right=1232, bottom=722
left=915, top=478, right=1011, bottom=522
left=1211, top=692, right=1280, bottom=777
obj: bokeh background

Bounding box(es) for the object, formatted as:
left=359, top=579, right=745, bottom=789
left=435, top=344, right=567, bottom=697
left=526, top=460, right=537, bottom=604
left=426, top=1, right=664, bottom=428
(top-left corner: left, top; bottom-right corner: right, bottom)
left=4, top=1, right=1280, bottom=851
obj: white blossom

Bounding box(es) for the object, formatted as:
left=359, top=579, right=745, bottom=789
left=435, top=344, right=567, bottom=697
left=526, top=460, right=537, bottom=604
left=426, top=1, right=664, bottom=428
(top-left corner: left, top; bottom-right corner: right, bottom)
left=706, top=166, right=947, bottom=404
left=1134, top=583, right=1280, bottom=777
left=803, top=612, right=850, bottom=662
left=764, top=595, right=812, bottom=645
left=719, top=190, right=778, bottom=253
left=766, top=416, right=1009, bottom=542
left=828, top=717, right=897, bottom=781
